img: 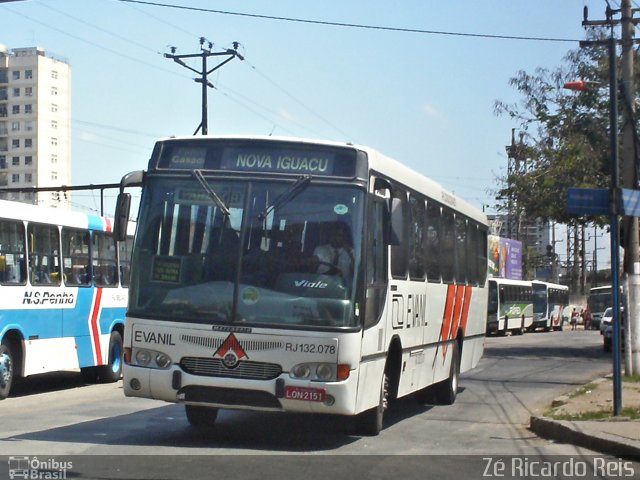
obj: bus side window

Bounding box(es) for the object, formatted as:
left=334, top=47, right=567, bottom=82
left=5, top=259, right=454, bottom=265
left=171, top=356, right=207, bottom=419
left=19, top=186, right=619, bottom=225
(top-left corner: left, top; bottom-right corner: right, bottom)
left=440, top=208, right=455, bottom=283
left=390, top=188, right=408, bottom=279
left=0, top=218, right=27, bottom=285
left=92, top=231, right=118, bottom=287
left=425, top=201, right=441, bottom=283
left=62, top=227, right=91, bottom=286
left=408, top=194, right=426, bottom=281
left=364, top=197, right=387, bottom=329
left=28, top=223, right=61, bottom=286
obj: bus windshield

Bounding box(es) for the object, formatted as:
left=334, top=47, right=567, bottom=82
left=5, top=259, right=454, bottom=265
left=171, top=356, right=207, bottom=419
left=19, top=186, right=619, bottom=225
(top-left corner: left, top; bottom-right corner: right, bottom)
left=532, top=282, right=547, bottom=316
left=129, top=175, right=364, bottom=328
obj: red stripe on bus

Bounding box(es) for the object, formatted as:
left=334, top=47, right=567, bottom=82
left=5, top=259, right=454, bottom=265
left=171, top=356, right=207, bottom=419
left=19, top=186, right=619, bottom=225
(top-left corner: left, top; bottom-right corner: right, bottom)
left=460, top=286, right=473, bottom=335
left=90, top=288, right=104, bottom=365
left=440, top=285, right=457, bottom=356
left=451, top=285, right=465, bottom=339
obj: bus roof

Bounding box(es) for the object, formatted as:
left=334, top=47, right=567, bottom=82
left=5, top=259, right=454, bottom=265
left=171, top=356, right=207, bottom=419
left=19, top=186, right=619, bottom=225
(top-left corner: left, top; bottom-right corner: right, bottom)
left=0, top=198, right=134, bottom=234
left=531, top=280, right=568, bottom=290
left=488, top=278, right=532, bottom=287
left=151, top=135, right=488, bottom=226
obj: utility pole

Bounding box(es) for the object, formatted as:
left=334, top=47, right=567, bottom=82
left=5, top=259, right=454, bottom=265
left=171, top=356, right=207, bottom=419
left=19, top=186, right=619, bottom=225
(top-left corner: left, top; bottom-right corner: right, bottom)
left=165, top=38, right=244, bottom=135
left=620, top=0, right=640, bottom=376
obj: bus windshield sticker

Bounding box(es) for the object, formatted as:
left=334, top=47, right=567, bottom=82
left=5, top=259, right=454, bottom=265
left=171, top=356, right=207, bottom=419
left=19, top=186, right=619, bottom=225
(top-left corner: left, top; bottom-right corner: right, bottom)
left=241, top=287, right=260, bottom=305
left=221, top=147, right=335, bottom=175
left=334, top=204, right=348, bottom=215
left=151, top=256, right=182, bottom=283
left=168, top=147, right=207, bottom=169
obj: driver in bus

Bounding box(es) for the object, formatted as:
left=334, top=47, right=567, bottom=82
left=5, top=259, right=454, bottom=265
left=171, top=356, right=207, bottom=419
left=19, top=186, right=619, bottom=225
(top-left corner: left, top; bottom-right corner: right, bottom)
left=311, top=221, right=354, bottom=280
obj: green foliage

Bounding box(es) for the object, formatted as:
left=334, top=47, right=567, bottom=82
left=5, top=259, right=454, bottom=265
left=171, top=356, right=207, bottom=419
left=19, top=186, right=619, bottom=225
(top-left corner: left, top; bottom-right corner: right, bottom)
left=494, top=32, right=620, bottom=227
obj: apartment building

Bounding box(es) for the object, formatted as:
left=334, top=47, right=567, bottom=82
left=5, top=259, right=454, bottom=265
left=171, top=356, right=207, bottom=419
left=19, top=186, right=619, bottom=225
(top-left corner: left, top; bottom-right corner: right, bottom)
left=0, top=45, right=71, bottom=208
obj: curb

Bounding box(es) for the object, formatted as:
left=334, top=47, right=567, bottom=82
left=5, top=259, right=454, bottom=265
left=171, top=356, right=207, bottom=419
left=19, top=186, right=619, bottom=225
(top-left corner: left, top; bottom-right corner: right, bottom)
left=530, top=416, right=640, bottom=459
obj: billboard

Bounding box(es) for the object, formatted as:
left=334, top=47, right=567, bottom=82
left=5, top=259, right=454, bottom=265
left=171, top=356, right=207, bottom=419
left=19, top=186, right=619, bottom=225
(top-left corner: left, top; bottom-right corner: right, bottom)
left=488, top=235, right=522, bottom=280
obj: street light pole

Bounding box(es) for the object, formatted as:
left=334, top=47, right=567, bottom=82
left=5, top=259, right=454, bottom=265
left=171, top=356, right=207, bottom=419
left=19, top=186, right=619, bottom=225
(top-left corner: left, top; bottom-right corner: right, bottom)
left=606, top=35, right=623, bottom=416
left=570, top=33, right=623, bottom=416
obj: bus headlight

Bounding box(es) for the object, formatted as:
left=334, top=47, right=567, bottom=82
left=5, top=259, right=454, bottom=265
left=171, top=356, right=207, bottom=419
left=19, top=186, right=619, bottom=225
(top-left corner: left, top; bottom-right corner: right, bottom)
left=135, top=349, right=151, bottom=366
left=155, top=353, right=172, bottom=369
left=132, top=348, right=172, bottom=369
left=291, top=364, right=311, bottom=379
left=290, top=363, right=338, bottom=382
left=316, top=364, right=333, bottom=381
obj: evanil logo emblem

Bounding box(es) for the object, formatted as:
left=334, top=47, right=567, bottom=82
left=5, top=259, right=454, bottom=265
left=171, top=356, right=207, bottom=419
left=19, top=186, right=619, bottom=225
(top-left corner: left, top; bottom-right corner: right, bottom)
left=214, top=333, right=248, bottom=369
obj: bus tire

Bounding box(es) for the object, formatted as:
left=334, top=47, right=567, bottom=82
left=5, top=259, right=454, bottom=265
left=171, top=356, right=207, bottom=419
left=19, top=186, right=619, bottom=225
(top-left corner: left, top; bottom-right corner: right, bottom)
left=432, top=342, right=460, bottom=405
left=97, top=331, right=123, bottom=383
left=0, top=341, right=15, bottom=400
left=354, top=371, right=388, bottom=436
left=515, top=316, right=525, bottom=336
left=185, top=404, right=219, bottom=428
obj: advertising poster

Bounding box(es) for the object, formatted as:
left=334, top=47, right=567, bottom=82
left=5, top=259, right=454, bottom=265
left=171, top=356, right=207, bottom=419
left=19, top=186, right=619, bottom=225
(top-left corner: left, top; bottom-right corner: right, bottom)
left=488, top=235, right=522, bottom=280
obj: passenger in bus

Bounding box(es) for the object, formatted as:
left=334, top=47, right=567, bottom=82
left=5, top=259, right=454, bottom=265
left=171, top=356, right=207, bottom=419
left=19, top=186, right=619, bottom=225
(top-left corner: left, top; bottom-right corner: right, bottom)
left=311, top=222, right=354, bottom=280
left=96, top=265, right=117, bottom=286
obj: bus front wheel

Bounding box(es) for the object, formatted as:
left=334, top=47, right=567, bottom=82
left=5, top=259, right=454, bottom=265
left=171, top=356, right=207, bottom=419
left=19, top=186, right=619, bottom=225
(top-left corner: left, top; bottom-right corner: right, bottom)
left=97, top=331, right=123, bottom=383
left=354, top=371, right=388, bottom=436
left=0, top=341, right=14, bottom=400
left=185, top=405, right=219, bottom=428
left=432, top=342, right=460, bottom=405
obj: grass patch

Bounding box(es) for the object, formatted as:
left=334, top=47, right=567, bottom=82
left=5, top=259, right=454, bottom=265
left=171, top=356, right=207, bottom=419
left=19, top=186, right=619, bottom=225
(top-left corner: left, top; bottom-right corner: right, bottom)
left=568, top=383, right=598, bottom=398
left=548, top=407, right=640, bottom=421
left=623, top=374, right=640, bottom=383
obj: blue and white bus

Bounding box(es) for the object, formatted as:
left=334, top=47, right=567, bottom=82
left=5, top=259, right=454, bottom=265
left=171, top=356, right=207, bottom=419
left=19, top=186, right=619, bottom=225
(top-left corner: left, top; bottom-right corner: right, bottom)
left=114, top=135, right=488, bottom=435
left=0, top=199, right=133, bottom=399
left=531, top=280, right=569, bottom=332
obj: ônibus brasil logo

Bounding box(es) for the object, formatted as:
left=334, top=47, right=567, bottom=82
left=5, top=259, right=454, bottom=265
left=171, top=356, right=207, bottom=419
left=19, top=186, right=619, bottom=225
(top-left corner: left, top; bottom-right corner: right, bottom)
left=214, top=333, right=248, bottom=369
left=8, top=456, right=72, bottom=479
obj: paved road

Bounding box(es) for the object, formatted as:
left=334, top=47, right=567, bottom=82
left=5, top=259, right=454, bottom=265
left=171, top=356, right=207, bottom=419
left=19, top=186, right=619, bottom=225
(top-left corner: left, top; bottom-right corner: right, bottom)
left=0, top=329, right=626, bottom=479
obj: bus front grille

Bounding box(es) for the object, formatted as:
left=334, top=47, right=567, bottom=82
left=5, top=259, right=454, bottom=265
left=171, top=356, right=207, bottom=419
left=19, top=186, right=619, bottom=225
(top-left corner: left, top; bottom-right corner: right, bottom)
left=180, top=357, right=282, bottom=380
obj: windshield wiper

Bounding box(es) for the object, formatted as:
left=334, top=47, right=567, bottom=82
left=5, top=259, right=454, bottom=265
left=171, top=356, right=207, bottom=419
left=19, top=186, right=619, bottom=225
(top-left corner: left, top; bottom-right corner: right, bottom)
left=193, top=169, right=231, bottom=217
left=258, top=175, right=311, bottom=220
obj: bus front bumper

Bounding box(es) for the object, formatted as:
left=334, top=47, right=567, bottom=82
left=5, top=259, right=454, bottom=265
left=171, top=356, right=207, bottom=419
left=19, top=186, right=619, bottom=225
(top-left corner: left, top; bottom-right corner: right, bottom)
left=123, top=364, right=360, bottom=416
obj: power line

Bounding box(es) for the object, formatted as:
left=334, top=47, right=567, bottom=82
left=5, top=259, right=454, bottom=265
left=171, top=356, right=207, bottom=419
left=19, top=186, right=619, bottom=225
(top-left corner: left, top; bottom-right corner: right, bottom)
left=117, top=0, right=579, bottom=43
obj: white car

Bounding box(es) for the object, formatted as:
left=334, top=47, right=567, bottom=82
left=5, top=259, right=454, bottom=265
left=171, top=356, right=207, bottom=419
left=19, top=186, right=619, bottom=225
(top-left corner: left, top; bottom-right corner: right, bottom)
left=600, top=307, right=613, bottom=335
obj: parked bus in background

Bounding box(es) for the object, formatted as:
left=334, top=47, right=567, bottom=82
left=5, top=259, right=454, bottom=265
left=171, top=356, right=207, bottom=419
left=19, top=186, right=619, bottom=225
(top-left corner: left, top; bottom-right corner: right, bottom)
left=114, top=135, right=489, bottom=435
left=0, top=199, right=134, bottom=399
left=587, top=285, right=612, bottom=331
left=531, top=280, right=569, bottom=332
left=487, top=278, right=533, bottom=336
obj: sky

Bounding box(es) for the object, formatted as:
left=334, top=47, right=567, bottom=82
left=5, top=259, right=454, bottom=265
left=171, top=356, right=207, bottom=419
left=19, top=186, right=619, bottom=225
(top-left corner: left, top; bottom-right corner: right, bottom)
left=1, top=0, right=616, bottom=268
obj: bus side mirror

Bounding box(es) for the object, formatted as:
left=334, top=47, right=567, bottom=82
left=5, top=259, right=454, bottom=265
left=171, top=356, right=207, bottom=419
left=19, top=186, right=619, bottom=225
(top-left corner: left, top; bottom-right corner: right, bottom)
left=113, top=192, right=131, bottom=242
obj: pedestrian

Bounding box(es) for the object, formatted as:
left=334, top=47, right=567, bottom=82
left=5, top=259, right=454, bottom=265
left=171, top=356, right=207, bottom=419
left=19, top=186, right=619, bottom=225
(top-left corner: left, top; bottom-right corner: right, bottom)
left=582, top=306, right=592, bottom=330
left=570, top=307, right=578, bottom=330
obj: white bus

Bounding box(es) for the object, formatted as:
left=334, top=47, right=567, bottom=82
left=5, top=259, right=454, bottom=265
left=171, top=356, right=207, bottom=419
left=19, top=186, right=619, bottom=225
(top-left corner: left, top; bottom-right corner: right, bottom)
left=487, top=278, right=533, bottom=336
left=0, top=200, right=133, bottom=399
left=531, top=281, right=569, bottom=332
left=114, top=136, right=488, bottom=435
left=587, top=285, right=612, bottom=331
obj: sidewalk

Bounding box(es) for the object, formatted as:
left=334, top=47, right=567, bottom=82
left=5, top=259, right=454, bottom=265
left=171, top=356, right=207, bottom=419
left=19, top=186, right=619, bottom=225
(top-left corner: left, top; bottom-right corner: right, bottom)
left=529, top=375, right=640, bottom=458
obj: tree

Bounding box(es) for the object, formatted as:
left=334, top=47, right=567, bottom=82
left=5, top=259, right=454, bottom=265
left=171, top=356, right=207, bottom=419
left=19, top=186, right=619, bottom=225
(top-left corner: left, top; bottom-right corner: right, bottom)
left=493, top=34, right=614, bottom=228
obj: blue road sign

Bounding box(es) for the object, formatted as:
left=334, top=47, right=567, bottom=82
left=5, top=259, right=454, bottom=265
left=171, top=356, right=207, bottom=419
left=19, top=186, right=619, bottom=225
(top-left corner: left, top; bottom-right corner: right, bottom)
left=566, top=187, right=610, bottom=215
